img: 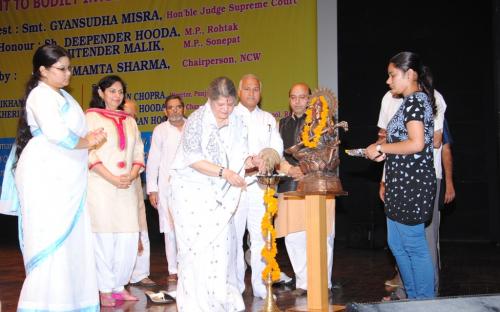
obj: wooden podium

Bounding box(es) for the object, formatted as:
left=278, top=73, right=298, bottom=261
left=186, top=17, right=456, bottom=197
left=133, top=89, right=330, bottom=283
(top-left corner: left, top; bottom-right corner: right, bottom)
left=305, top=194, right=329, bottom=310
left=287, top=194, right=344, bottom=312
left=279, top=87, right=347, bottom=311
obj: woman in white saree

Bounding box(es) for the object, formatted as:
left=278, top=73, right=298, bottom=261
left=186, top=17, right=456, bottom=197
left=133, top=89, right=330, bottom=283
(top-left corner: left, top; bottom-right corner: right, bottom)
left=12, top=44, right=106, bottom=311
left=170, top=77, right=262, bottom=312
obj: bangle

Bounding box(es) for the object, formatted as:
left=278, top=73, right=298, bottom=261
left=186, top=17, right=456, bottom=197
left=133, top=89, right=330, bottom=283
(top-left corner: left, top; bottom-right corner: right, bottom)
left=376, top=144, right=383, bottom=155
left=218, top=167, right=224, bottom=178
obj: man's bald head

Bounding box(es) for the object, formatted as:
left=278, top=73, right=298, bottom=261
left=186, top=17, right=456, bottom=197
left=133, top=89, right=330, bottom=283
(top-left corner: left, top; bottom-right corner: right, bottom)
left=288, top=83, right=311, bottom=117
left=238, top=74, right=262, bottom=111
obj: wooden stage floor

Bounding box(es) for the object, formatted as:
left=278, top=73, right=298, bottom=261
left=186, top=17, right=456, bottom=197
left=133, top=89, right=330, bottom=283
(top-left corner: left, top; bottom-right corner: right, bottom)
left=2, top=237, right=500, bottom=311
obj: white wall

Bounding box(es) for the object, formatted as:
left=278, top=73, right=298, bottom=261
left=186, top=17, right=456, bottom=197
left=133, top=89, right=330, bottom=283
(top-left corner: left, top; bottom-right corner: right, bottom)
left=317, top=0, right=338, bottom=96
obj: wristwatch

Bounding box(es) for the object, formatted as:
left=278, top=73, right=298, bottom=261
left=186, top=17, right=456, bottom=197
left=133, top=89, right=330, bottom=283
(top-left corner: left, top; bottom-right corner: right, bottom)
left=376, top=144, right=383, bottom=155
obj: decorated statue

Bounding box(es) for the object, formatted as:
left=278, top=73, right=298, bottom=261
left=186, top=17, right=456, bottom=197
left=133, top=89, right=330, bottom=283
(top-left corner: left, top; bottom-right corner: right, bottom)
left=285, top=88, right=348, bottom=194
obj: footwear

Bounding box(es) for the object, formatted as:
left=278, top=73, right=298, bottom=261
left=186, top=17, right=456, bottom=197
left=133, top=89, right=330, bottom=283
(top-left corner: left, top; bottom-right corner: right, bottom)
left=394, top=287, right=407, bottom=299
left=99, top=293, right=116, bottom=307
left=145, top=290, right=175, bottom=304
left=382, top=291, right=401, bottom=302
left=167, top=274, right=178, bottom=282
left=384, top=273, right=403, bottom=288
left=159, top=290, right=176, bottom=300
left=131, top=277, right=157, bottom=287
left=382, top=288, right=406, bottom=301
left=112, top=289, right=139, bottom=301
left=291, top=288, right=307, bottom=296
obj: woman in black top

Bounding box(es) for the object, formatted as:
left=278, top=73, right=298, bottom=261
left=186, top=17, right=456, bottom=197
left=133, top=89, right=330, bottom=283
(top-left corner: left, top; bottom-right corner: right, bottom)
left=366, top=52, right=436, bottom=299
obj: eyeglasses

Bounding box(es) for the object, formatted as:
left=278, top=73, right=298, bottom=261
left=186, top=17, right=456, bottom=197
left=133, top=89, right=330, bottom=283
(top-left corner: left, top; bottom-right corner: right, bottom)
left=51, top=66, right=73, bottom=72
left=290, top=95, right=308, bottom=101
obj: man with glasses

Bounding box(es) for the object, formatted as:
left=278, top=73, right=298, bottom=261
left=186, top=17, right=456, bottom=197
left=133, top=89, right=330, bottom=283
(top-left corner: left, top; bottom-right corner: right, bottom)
left=275, top=82, right=336, bottom=296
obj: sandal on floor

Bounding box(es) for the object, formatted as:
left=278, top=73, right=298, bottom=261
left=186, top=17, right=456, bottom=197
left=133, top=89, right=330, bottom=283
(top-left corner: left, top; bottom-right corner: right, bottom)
left=100, top=293, right=116, bottom=307
left=382, top=291, right=401, bottom=302
left=112, top=289, right=139, bottom=301
left=145, top=290, right=175, bottom=304
left=160, top=290, right=176, bottom=301
left=131, top=277, right=157, bottom=287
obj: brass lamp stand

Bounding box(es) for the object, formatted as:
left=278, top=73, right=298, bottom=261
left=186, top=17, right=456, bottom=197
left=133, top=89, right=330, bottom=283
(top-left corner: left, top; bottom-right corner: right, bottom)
left=257, top=175, right=282, bottom=312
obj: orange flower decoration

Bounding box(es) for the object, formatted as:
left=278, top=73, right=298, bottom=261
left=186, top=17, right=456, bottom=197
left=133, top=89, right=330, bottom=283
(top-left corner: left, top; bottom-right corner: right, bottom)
left=301, top=96, right=329, bottom=148
left=260, top=188, right=281, bottom=282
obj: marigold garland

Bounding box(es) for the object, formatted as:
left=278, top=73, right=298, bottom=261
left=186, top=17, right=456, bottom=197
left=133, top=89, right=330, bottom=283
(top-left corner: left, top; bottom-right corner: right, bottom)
left=301, top=95, right=329, bottom=148
left=260, top=187, right=281, bottom=282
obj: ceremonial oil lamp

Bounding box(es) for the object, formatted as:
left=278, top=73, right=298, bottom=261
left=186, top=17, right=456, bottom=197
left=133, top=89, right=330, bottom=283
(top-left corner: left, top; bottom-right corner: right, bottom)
left=256, top=148, right=282, bottom=312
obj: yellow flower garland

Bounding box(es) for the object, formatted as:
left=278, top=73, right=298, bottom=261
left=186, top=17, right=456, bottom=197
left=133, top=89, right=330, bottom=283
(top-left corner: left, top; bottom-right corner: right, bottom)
left=261, top=187, right=281, bottom=282
left=301, top=95, right=329, bottom=148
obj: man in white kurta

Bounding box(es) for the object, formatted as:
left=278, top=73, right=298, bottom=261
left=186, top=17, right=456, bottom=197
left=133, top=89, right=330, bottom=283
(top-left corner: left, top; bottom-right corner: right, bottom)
left=130, top=179, right=156, bottom=285
left=233, top=74, right=284, bottom=299
left=276, top=83, right=336, bottom=295
left=123, top=99, right=157, bottom=287
left=146, top=95, right=186, bottom=281
left=378, top=90, right=446, bottom=294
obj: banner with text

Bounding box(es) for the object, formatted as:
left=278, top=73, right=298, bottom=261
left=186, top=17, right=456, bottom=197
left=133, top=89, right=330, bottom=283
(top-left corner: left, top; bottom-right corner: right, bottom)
left=0, top=0, right=318, bottom=183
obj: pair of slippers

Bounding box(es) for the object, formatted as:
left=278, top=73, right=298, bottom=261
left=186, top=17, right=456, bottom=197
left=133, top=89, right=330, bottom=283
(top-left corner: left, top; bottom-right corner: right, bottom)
left=145, top=290, right=176, bottom=304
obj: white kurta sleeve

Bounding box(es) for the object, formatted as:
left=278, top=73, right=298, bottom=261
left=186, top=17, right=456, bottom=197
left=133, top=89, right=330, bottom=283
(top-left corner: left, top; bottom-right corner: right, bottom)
left=377, top=91, right=393, bottom=129
left=269, top=118, right=284, bottom=156
left=146, top=125, right=162, bottom=194
left=434, top=90, right=447, bottom=132
left=28, top=88, right=80, bottom=149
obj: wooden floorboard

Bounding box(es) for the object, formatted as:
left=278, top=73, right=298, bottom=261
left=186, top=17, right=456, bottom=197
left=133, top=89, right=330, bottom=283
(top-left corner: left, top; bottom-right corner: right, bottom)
left=2, top=238, right=500, bottom=311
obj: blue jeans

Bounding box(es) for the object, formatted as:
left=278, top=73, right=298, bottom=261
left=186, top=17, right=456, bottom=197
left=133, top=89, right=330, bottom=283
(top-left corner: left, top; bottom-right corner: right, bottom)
left=387, top=218, right=435, bottom=299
